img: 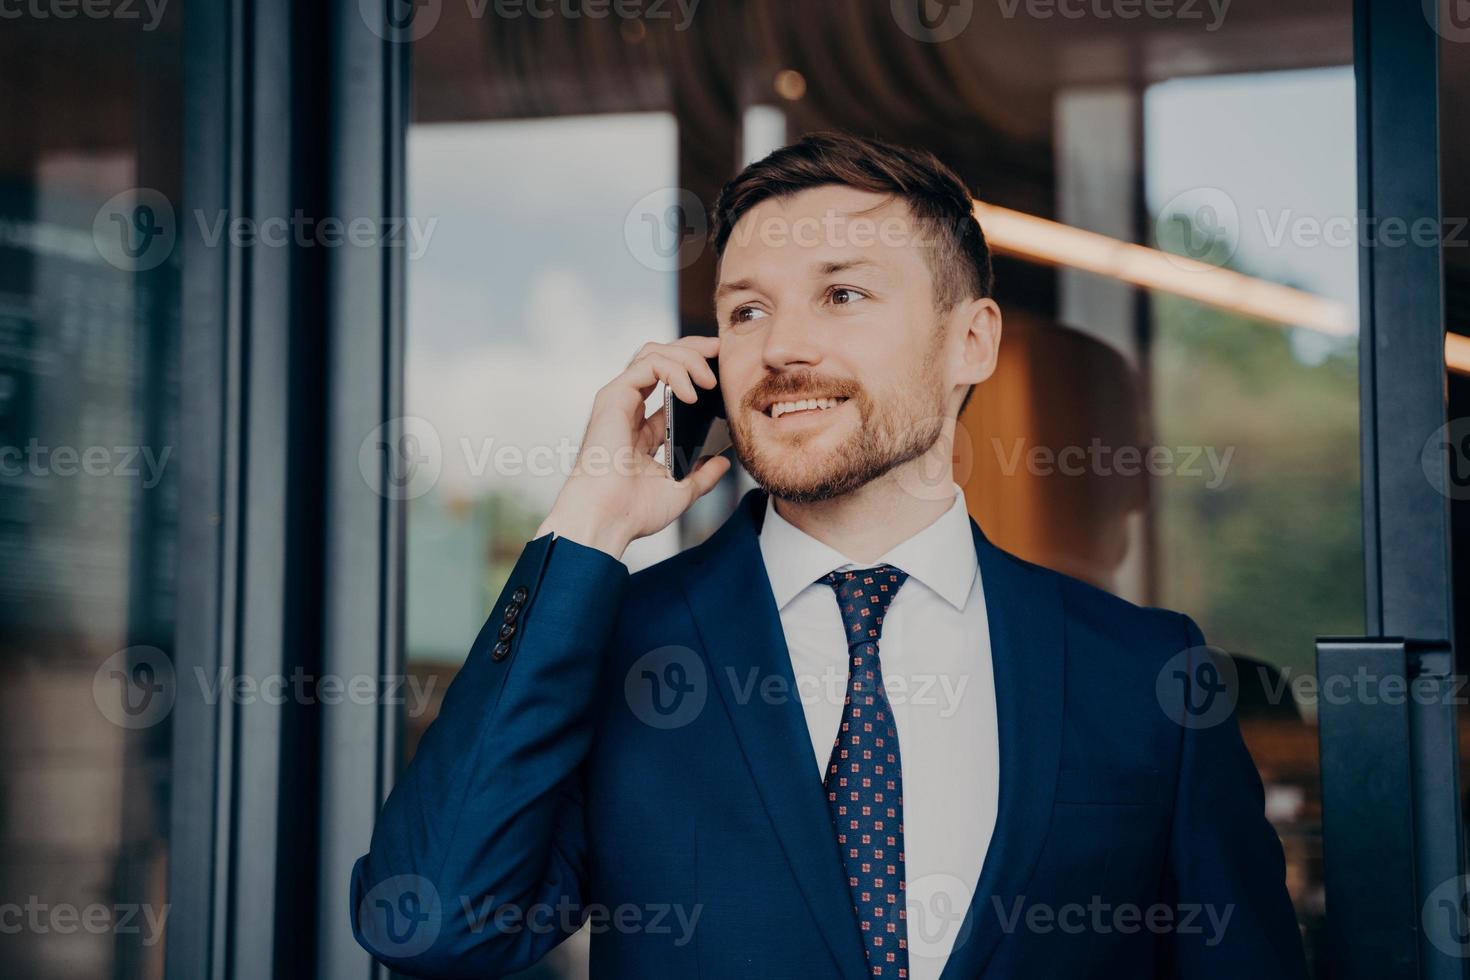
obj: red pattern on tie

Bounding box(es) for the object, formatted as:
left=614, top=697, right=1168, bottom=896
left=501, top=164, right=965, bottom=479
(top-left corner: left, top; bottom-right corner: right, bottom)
left=822, top=565, right=909, bottom=979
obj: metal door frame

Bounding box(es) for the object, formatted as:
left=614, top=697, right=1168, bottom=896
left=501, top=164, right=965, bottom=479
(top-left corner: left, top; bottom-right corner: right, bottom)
left=168, top=1, right=405, bottom=978
left=1317, top=1, right=1463, bottom=978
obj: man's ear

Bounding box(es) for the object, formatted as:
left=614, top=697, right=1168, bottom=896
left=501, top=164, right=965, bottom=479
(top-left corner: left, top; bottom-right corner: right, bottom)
left=954, top=296, right=1002, bottom=387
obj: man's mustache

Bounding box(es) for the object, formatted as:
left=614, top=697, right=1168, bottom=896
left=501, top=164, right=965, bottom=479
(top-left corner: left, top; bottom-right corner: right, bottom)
left=741, top=373, right=864, bottom=413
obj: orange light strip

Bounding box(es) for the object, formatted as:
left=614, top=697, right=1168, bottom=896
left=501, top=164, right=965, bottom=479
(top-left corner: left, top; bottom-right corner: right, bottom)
left=973, top=199, right=1470, bottom=376
left=1447, top=332, right=1470, bottom=377
left=972, top=199, right=1354, bottom=337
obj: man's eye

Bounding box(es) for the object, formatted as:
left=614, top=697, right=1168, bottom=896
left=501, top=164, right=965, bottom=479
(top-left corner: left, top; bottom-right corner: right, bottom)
left=828, top=287, right=866, bottom=306
left=729, top=306, right=768, bottom=325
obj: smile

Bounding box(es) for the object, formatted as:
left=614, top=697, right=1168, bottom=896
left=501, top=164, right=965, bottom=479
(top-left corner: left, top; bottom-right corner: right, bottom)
left=766, top=397, right=849, bottom=420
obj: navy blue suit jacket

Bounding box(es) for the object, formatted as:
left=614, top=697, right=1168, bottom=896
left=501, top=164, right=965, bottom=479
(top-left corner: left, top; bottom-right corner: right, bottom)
left=351, top=489, right=1307, bottom=978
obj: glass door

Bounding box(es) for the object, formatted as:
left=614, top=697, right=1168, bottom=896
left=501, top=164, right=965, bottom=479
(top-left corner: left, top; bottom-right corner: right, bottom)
left=0, top=6, right=184, bottom=979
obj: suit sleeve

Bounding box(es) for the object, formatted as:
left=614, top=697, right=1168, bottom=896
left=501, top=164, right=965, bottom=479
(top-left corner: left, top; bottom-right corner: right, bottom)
left=349, top=532, right=629, bottom=979
left=1159, top=614, right=1309, bottom=980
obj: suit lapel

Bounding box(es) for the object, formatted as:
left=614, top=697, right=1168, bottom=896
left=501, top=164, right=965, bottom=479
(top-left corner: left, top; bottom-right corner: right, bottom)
left=938, top=518, right=1065, bottom=978
left=679, top=490, right=870, bottom=979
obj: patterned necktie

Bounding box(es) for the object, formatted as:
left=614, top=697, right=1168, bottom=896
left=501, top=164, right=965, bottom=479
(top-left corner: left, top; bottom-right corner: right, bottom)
left=821, top=564, right=910, bottom=979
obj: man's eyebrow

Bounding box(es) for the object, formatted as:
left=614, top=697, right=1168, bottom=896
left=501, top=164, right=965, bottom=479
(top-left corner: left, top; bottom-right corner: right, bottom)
left=816, top=258, right=882, bottom=276
left=714, top=278, right=757, bottom=304
left=714, top=259, right=888, bottom=306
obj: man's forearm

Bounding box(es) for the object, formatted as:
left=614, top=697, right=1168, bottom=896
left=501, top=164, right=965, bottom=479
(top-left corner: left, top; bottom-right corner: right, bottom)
left=351, top=532, right=629, bottom=977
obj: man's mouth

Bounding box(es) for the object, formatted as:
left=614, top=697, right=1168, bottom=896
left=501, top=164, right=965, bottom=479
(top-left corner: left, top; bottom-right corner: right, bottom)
left=766, top=396, right=849, bottom=420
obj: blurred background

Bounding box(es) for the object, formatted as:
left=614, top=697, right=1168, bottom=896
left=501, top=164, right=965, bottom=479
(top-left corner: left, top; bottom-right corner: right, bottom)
left=2, top=0, right=1469, bottom=978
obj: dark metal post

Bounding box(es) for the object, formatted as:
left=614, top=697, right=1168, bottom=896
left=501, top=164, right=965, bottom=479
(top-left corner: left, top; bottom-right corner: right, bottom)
left=1317, top=0, right=1464, bottom=977
left=313, top=2, right=410, bottom=978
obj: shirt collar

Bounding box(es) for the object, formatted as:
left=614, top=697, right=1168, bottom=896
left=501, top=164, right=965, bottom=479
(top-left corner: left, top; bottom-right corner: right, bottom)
left=759, top=485, right=978, bottom=612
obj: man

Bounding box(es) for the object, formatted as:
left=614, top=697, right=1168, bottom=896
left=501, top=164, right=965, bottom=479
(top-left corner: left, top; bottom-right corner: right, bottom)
left=351, top=132, right=1306, bottom=979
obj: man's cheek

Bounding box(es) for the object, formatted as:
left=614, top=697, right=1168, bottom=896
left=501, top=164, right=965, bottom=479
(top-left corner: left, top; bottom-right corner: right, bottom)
left=715, top=361, right=752, bottom=411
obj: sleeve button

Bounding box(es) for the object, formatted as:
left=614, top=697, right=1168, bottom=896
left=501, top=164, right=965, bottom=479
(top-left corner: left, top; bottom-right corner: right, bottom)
left=491, top=640, right=511, bottom=661
left=503, top=604, right=519, bottom=624
left=510, top=586, right=529, bottom=604
left=498, top=623, right=515, bottom=641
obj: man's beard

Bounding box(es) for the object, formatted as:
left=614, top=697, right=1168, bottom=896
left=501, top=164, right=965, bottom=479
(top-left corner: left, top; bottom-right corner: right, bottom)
left=728, top=356, right=949, bottom=504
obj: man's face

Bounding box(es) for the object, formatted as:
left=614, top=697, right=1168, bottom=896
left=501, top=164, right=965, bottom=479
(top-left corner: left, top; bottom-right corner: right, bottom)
left=715, top=185, right=982, bottom=503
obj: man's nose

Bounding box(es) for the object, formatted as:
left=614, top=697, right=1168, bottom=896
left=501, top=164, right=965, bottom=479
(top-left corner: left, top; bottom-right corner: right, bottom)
left=760, top=312, right=824, bottom=372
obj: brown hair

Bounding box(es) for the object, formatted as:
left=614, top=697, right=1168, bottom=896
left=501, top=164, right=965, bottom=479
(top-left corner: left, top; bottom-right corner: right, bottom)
left=711, top=131, right=995, bottom=312
left=711, top=132, right=995, bottom=415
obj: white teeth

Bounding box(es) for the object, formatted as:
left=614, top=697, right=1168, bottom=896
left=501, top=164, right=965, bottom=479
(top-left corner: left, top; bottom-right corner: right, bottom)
left=769, top=397, right=847, bottom=419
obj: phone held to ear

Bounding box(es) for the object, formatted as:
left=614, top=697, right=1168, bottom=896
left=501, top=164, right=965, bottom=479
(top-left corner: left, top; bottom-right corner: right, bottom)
left=664, top=356, right=731, bottom=481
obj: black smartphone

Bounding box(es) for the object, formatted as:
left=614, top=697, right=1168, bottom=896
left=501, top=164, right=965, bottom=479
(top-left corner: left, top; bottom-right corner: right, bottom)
left=664, top=356, right=731, bottom=481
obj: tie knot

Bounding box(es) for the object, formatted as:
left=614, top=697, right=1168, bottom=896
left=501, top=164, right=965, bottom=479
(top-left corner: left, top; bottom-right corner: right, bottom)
left=821, top=564, right=909, bottom=647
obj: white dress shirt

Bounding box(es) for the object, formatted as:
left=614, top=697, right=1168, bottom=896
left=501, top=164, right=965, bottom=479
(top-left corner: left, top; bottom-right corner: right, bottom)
left=758, top=485, right=1000, bottom=979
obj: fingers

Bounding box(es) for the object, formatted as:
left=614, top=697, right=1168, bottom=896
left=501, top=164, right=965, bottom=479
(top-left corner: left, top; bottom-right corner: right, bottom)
left=595, top=336, right=720, bottom=426
left=651, top=353, right=699, bottom=403
left=622, top=351, right=715, bottom=406
left=603, top=354, right=688, bottom=413
left=629, top=334, right=719, bottom=368
left=628, top=338, right=719, bottom=391
left=661, top=339, right=720, bottom=387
